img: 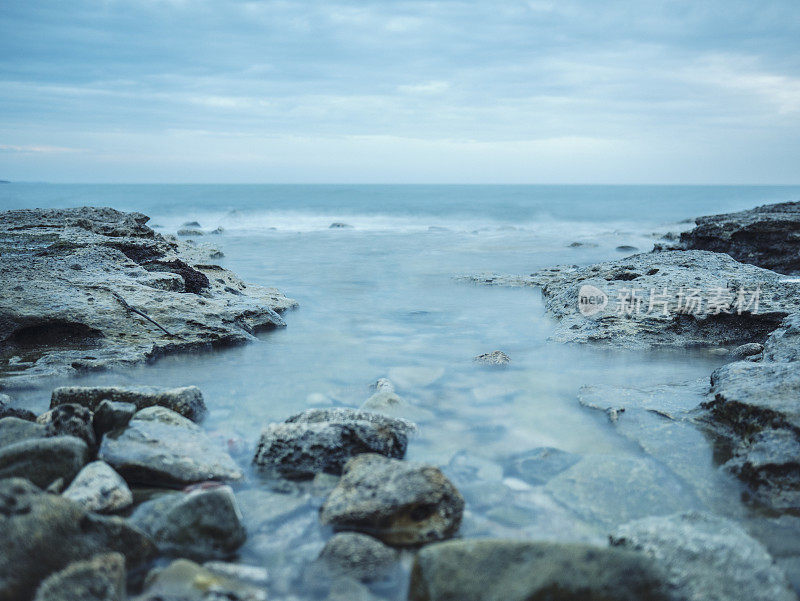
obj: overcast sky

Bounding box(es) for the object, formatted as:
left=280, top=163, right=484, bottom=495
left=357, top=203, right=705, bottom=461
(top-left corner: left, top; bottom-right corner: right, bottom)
left=1, top=0, right=799, bottom=183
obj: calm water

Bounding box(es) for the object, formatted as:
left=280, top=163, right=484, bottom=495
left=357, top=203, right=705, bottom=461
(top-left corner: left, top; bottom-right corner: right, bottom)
left=3, top=184, right=800, bottom=598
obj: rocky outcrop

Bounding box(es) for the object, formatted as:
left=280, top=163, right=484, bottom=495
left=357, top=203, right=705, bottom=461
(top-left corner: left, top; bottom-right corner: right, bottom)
left=99, top=407, right=242, bottom=486
left=611, top=512, right=796, bottom=601
left=52, top=385, right=207, bottom=422
left=319, top=453, right=464, bottom=546
left=408, top=539, right=676, bottom=601
left=680, top=201, right=800, bottom=274
left=466, top=250, right=798, bottom=349
left=0, top=207, right=295, bottom=388
left=62, top=461, right=132, bottom=514
left=33, top=553, right=125, bottom=601
left=253, top=408, right=414, bottom=479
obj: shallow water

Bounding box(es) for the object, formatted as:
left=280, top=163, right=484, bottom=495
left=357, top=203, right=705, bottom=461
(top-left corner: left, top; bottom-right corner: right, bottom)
left=3, top=184, right=800, bottom=598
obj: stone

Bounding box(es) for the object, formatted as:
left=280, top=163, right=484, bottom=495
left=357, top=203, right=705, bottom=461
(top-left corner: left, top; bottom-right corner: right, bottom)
left=502, top=447, right=580, bottom=486
left=764, top=311, right=800, bottom=362
left=360, top=389, right=406, bottom=412
left=731, top=342, right=764, bottom=359
left=33, top=553, right=125, bottom=601
left=0, top=395, right=36, bottom=422
left=0, top=436, right=89, bottom=489
left=202, top=562, right=269, bottom=587
left=62, top=461, right=133, bottom=514
left=235, top=489, right=312, bottom=534
left=0, top=207, right=294, bottom=388
left=0, top=478, right=155, bottom=601
left=408, top=539, right=675, bottom=601
left=319, top=453, right=464, bottom=546
left=0, top=417, right=46, bottom=448
left=253, top=408, right=414, bottom=480
left=473, top=350, right=511, bottom=365
left=680, top=200, right=800, bottom=274
left=611, top=512, right=796, bottom=601
left=465, top=250, right=798, bottom=349
left=177, top=227, right=204, bottom=236
left=38, top=403, right=96, bottom=447
left=92, top=400, right=136, bottom=438
left=52, top=385, right=207, bottom=422
left=137, top=559, right=266, bottom=601
left=131, top=485, right=246, bottom=560
left=314, top=532, right=398, bottom=582
left=99, top=407, right=242, bottom=486
left=329, top=222, right=352, bottom=229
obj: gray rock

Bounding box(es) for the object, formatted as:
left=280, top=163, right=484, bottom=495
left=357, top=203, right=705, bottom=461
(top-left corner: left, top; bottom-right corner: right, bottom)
left=131, top=485, right=246, bottom=560
left=33, top=553, right=125, bottom=601
left=177, top=228, right=204, bottom=236
left=137, top=559, right=267, bottom=601
left=611, top=512, right=796, bottom=601
left=0, top=417, right=46, bottom=448
left=328, top=222, right=353, bottom=229
left=319, top=453, right=464, bottom=546
left=408, top=539, right=675, bottom=601
left=360, top=389, right=406, bottom=413
left=473, top=350, right=511, bottom=365
left=680, top=200, right=800, bottom=274
left=465, top=250, right=797, bottom=349
left=544, top=455, right=703, bottom=529
left=99, top=407, right=243, bottom=486
left=0, top=395, right=36, bottom=422
left=235, top=489, right=312, bottom=534
left=0, top=478, right=155, bottom=601
left=731, top=342, right=764, bottom=359
left=202, top=562, right=269, bottom=587
left=52, top=385, right=207, bottom=422
left=764, top=312, right=800, bottom=362
left=62, top=461, right=133, bottom=514
left=369, top=378, right=394, bottom=393
left=38, top=403, right=96, bottom=447
left=314, top=532, right=398, bottom=582
left=502, top=447, right=580, bottom=486
left=92, top=400, right=136, bottom=438
left=0, top=436, right=89, bottom=489
left=253, top=409, right=414, bottom=480
left=0, top=207, right=295, bottom=388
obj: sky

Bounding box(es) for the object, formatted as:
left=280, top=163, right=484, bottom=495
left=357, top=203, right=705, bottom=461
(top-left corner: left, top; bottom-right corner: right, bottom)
left=0, top=0, right=799, bottom=183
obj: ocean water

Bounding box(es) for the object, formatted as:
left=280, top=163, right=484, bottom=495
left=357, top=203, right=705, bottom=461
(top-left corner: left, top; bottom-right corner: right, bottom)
left=3, top=184, right=800, bottom=598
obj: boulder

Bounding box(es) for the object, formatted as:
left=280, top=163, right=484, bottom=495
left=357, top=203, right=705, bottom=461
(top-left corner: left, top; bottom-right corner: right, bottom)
left=0, top=395, right=35, bottom=422
left=253, top=408, right=414, bottom=479
left=37, top=404, right=96, bottom=447
left=0, top=478, right=155, bottom=601
left=0, top=417, right=46, bottom=448
left=92, top=400, right=136, bottom=438
left=0, top=436, right=89, bottom=489
left=99, top=407, right=242, bottom=487
left=131, top=485, right=246, bottom=560
left=473, top=350, right=511, bottom=365
left=319, top=453, right=464, bottom=546
left=52, top=385, right=207, bottom=422
left=62, top=461, right=133, bottom=514
left=136, top=559, right=266, bottom=601
left=408, top=539, right=675, bottom=601
left=314, top=532, right=398, bottom=582
left=611, top=512, right=796, bottom=601
left=680, top=201, right=800, bottom=274
left=33, top=553, right=125, bottom=601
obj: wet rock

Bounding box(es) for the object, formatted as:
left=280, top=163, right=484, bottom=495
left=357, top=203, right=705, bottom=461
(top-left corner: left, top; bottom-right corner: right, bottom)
left=616, top=245, right=639, bottom=252
left=328, top=222, right=352, bottom=229
left=0, top=207, right=295, bottom=388
left=731, top=342, right=764, bottom=359
left=137, top=559, right=266, bottom=601
left=177, top=227, right=204, bottom=236
left=253, top=409, right=414, bottom=480
left=33, top=553, right=125, bottom=601
left=0, top=417, right=46, bottom=448
left=0, top=436, right=89, bottom=489
left=319, top=453, right=464, bottom=546
left=502, top=447, right=580, bottom=486
left=473, top=350, right=510, bottom=365
left=52, top=385, right=207, bottom=422
left=544, top=455, right=702, bottom=529
left=764, top=311, right=800, bottom=362
left=131, top=485, right=246, bottom=560
left=92, top=400, right=136, bottom=438
left=680, top=200, right=800, bottom=274
left=202, top=562, right=269, bottom=587
left=408, top=539, right=675, bottom=601
left=467, top=250, right=797, bottom=349
left=235, top=489, right=312, bottom=534
left=0, top=395, right=35, bottom=422
left=62, top=461, right=133, bottom=514
left=0, top=478, right=155, bottom=601
left=313, top=532, right=398, bottom=583
left=611, top=512, right=796, bottom=601
left=99, top=407, right=243, bottom=487
left=37, top=403, right=96, bottom=447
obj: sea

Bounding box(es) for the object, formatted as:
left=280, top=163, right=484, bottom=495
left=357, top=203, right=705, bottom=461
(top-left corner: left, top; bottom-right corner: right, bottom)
left=2, top=183, right=800, bottom=598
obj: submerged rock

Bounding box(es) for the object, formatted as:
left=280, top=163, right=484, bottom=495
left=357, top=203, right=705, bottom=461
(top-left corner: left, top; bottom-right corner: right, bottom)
left=62, top=461, right=133, bottom=514
left=0, top=436, right=89, bottom=489
left=253, top=408, right=414, bottom=480
left=99, top=407, right=243, bottom=486
left=52, top=385, right=207, bottom=422
left=319, top=453, right=464, bottom=546
left=0, top=207, right=295, bottom=388
left=680, top=200, right=800, bottom=274
left=37, top=403, right=96, bottom=447
left=0, top=478, right=155, bottom=601
left=329, top=222, right=353, bottom=229
left=502, top=447, right=580, bottom=486
left=131, top=485, right=246, bottom=560
left=33, top=553, right=125, bottom=601
left=137, top=559, right=266, bottom=601
left=473, top=350, right=511, bottom=365
left=408, top=539, right=675, bottom=601
left=313, top=532, right=399, bottom=582
left=611, top=512, right=796, bottom=601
